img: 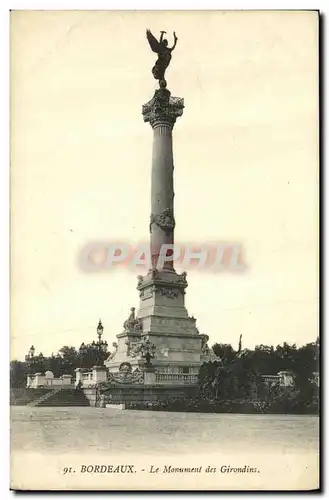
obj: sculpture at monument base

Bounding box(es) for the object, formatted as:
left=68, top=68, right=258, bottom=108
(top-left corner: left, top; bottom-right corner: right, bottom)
left=122, top=307, right=143, bottom=333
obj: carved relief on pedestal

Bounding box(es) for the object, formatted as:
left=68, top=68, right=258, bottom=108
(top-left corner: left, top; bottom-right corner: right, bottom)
left=140, top=285, right=156, bottom=300
left=150, top=208, right=175, bottom=234
left=107, top=365, right=144, bottom=385
left=159, top=287, right=180, bottom=299
left=125, top=337, right=156, bottom=364
left=119, top=362, right=132, bottom=374
left=125, top=339, right=143, bottom=358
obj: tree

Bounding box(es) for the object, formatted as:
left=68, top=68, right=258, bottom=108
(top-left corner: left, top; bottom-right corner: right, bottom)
left=78, top=342, right=108, bottom=369
left=249, top=345, right=278, bottom=375
left=58, top=346, right=79, bottom=375
left=199, top=338, right=320, bottom=407
left=10, top=360, right=28, bottom=388
left=30, top=352, right=47, bottom=374
left=275, top=342, right=298, bottom=372
left=199, top=350, right=263, bottom=401
left=212, top=343, right=236, bottom=364
left=44, top=354, right=64, bottom=378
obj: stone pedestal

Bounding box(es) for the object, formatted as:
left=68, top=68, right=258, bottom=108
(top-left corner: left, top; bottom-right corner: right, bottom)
left=144, top=366, right=156, bottom=385
left=26, top=374, right=33, bottom=388
left=75, top=368, right=83, bottom=387
left=34, top=373, right=45, bottom=387
left=92, top=366, right=108, bottom=384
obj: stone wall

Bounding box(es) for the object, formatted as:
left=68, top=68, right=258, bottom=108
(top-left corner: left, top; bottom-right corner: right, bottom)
left=83, top=384, right=198, bottom=407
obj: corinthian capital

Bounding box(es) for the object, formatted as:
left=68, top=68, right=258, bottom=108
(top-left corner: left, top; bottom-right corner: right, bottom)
left=142, top=82, right=184, bottom=128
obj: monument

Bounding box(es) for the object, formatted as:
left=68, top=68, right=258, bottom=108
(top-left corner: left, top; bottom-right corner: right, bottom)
left=105, top=30, right=216, bottom=387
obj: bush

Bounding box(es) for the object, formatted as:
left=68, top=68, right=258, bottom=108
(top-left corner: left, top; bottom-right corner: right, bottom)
left=126, top=396, right=318, bottom=415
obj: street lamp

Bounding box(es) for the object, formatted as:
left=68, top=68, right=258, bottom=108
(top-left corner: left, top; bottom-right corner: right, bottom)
left=97, top=319, right=104, bottom=342
left=79, top=342, right=88, bottom=366
left=95, top=319, right=108, bottom=366
left=25, top=345, right=36, bottom=374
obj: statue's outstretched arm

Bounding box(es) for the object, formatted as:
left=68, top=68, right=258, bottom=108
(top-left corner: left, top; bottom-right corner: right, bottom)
left=170, top=31, right=178, bottom=51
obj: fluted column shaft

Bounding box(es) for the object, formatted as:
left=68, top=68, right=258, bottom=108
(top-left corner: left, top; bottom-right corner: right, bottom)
left=150, top=122, right=175, bottom=268
left=142, top=84, right=184, bottom=270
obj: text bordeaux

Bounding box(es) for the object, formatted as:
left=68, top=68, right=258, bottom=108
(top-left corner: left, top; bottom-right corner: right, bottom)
left=81, top=465, right=135, bottom=474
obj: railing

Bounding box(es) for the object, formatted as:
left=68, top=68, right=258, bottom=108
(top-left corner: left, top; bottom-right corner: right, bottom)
left=156, top=373, right=198, bottom=385
left=82, top=372, right=93, bottom=383
left=44, top=378, right=73, bottom=387
left=262, top=375, right=281, bottom=385
left=27, top=376, right=73, bottom=389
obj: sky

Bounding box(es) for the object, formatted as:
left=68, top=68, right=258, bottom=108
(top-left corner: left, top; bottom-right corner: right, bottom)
left=10, top=10, right=319, bottom=360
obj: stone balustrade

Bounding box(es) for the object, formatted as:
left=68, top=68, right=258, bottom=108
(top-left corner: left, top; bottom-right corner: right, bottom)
left=155, top=373, right=198, bottom=384
left=262, top=375, right=280, bottom=386
left=77, top=369, right=198, bottom=387
left=27, top=372, right=73, bottom=389
left=262, top=371, right=294, bottom=387
left=82, top=372, right=93, bottom=382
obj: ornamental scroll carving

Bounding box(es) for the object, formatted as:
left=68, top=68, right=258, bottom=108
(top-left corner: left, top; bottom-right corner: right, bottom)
left=150, top=208, right=175, bottom=234
left=140, top=285, right=155, bottom=300
left=107, top=368, right=144, bottom=385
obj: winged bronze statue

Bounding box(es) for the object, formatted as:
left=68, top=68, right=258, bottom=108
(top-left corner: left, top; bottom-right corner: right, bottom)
left=146, top=29, right=178, bottom=82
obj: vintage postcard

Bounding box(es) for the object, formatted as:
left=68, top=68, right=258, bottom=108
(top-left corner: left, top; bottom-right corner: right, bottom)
left=10, top=10, right=319, bottom=491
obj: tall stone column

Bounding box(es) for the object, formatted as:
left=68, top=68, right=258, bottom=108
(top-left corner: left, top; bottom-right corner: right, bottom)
left=142, top=81, right=184, bottom=270
left=104, top=34, right=216, bottom=380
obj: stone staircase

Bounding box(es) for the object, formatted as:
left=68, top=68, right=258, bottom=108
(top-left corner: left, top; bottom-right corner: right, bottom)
left=10, top=388, right=52, bottom=406
left=29, top=387, right=64, bottom=407
left=29, top=388, right=90, bottom=407
left=11, top=387, right=90, bottom=407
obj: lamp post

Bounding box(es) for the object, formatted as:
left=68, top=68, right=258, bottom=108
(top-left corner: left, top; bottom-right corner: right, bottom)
left=25, top=345, right=36, bottom=374
left=78, top=342, right=88, bottom=367
left=95, top=319, right=108, bottom=366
